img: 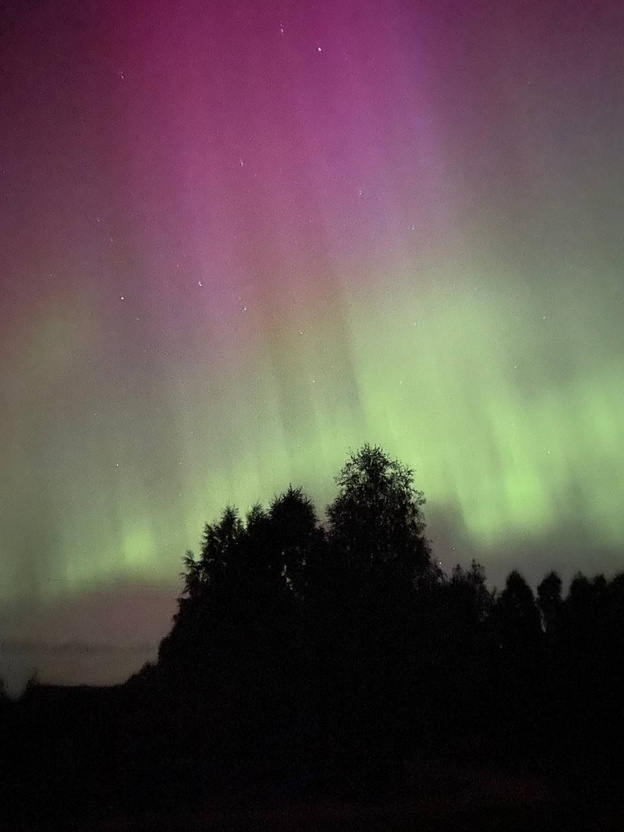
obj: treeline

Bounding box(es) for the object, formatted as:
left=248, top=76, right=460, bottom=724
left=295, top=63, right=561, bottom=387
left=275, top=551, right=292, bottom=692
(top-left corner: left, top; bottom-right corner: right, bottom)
left=128, top=445, right=624, bottom=801
left=3, top=444, right=624, bottom=818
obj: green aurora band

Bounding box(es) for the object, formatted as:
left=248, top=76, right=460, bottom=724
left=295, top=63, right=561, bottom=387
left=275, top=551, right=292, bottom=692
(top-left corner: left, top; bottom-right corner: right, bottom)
left=3, top=257, right=622, bottom=603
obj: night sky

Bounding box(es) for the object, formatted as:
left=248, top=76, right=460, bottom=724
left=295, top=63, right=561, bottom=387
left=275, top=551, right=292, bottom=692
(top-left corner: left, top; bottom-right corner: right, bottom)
left=1, top=0, right=623, bottom=688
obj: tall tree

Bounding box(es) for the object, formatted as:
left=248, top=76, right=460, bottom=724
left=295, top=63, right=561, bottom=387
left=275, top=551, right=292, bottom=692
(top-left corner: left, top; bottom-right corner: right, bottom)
left=321, top=445, right=437, bottom=796
left=326, top=444, right=434, bottom=593
left=537, top=571, right=563, bottom=634
left=267, top=486, right=320, bottom=599
left=490, top=570, right=544, bottom=743
left=494, top=569, right=543, bottom=651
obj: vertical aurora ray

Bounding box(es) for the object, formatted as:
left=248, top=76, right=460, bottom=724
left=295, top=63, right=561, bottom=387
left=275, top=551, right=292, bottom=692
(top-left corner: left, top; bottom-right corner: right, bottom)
left=0, top=0, right=623, bottom=655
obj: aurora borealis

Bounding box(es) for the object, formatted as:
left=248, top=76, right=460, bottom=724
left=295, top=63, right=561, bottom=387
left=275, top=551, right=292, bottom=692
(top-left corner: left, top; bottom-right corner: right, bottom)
left=1, top=0, right=623, bottom=685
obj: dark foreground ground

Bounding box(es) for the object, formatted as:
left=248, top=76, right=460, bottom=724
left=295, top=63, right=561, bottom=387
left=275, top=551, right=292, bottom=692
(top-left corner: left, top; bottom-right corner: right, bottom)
left=6, top=756, right=624, bottom=832
left=4, top=685, right=624, bottom=830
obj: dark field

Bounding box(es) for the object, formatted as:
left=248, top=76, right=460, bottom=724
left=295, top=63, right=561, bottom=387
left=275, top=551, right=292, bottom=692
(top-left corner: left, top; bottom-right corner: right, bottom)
left=4, top=688, right=624, bottom=832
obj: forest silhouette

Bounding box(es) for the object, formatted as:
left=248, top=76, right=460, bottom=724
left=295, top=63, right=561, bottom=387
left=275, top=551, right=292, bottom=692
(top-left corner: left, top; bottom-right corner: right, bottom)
left=2, top=444, right=624, bottom=827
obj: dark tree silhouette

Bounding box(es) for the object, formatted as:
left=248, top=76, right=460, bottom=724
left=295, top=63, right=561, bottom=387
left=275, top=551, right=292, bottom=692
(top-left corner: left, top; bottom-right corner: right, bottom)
left=8, top=444, right=624, bottom=823
left=309, top=445, right=439, bottom=797
left=155, top=487, right=326, bottom=795
left=126, top=453, right=624, bottom=807
left=490, top=570, right=544, bottom=746
left=495, top=569, right=542, bottom=648
left=449, top=559, right=493, bottom=624
left=197, top=504, right=245, bottom=587
left=326, top=444, right=435, bottom=589
left=537, top=570, right=563, bottom=634
left=433, top=560, right=495, bottom=736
